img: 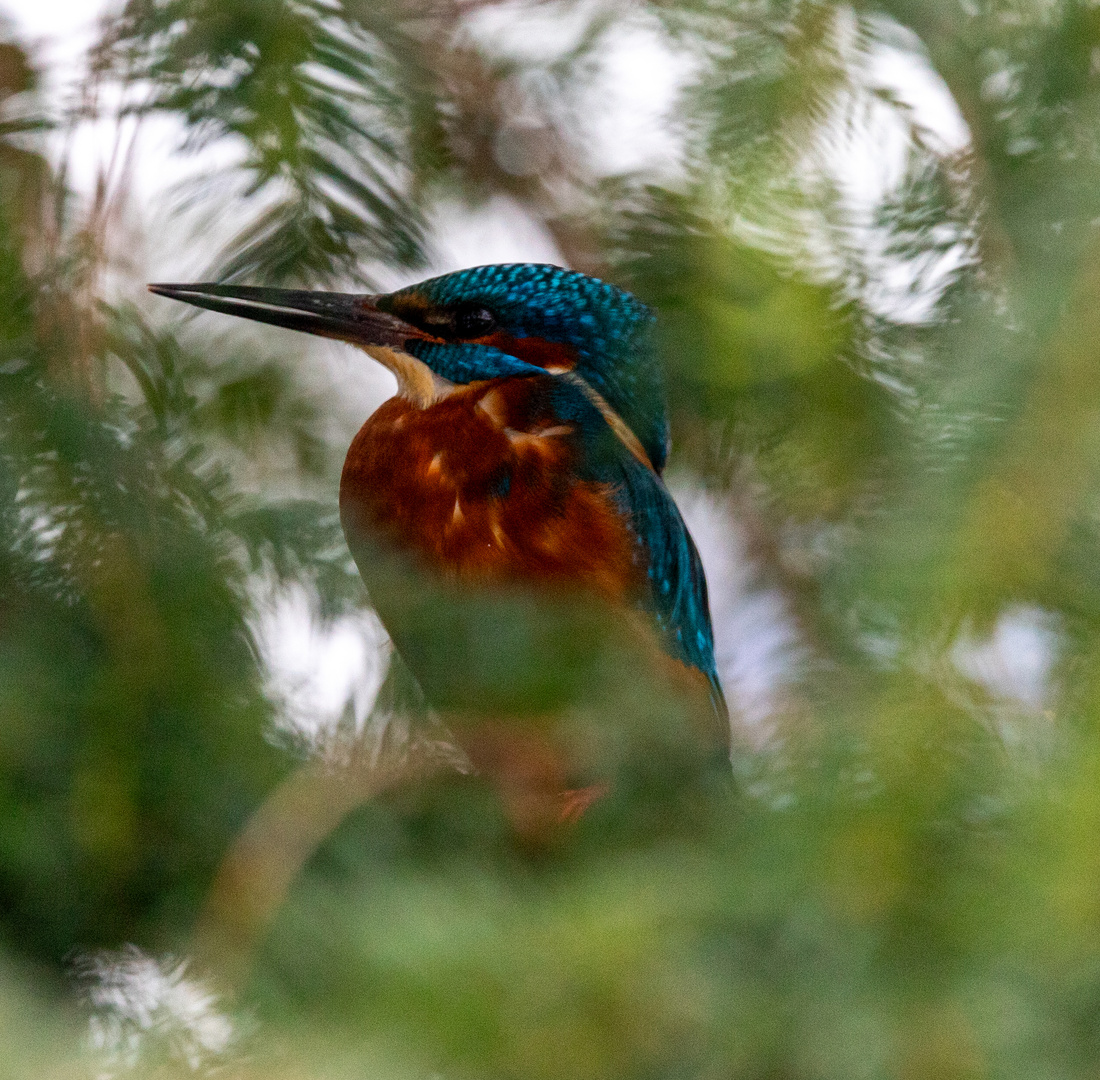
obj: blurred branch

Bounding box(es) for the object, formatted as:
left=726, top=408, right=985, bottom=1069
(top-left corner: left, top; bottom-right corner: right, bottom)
left=191, top=750, right=448, bottom=996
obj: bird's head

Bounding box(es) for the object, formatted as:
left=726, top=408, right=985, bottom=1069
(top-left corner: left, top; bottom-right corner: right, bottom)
left=150, top=263, right=670, bottom=472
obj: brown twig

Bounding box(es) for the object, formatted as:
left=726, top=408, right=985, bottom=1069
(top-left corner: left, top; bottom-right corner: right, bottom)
left=190, top=750, right=447, bottom=998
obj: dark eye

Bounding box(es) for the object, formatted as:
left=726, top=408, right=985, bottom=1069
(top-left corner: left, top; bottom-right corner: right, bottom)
left=452, top=303, right=497, bottom=338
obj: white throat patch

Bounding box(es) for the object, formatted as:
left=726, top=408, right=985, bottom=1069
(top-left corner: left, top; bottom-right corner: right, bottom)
left=361, top=345, right=457, bottom=408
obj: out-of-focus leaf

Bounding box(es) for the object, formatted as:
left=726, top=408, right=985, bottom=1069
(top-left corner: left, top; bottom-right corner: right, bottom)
left=603, top=186, right=885, bottom=518
left=101, top=0, right=428, bottom=284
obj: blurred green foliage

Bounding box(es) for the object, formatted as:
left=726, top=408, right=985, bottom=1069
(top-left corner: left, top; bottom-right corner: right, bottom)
left=7, top=1, right=1100, bottom=1078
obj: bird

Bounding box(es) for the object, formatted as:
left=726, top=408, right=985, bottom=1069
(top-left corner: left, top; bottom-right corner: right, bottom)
left=150, top=264, right=727, bottom=837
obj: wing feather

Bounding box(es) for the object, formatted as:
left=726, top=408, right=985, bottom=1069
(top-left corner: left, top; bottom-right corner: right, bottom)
left=615, top=457, right=729, bottom=725
left=551, top=374, right=728, bottom=727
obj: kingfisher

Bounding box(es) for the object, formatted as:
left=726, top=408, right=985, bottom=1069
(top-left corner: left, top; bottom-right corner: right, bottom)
left=150, top=264, right=727, bottom=836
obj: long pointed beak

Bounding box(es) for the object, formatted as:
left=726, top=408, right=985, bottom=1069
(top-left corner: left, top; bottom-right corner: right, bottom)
left=147, top=283, right=426, bottom=348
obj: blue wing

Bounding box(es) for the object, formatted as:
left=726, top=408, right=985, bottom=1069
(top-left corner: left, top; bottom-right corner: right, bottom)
left=615, top=456, right=728, bottom=724
left=550, top=375, right=727, bottom=725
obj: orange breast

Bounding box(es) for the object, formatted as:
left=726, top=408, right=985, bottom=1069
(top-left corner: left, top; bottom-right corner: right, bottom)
left=339, top=376, right=639, bottom=601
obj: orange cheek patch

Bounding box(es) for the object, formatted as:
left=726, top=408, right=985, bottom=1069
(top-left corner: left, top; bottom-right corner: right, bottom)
left=477, top=332, right=577, bottom=373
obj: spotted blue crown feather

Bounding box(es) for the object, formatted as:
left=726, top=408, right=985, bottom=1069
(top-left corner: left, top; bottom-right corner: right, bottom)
left=390, top=264, right=671, bottom=473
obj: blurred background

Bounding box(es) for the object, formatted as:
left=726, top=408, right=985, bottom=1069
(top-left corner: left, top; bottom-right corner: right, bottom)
left=3, top=0, right=1100, bottom=1077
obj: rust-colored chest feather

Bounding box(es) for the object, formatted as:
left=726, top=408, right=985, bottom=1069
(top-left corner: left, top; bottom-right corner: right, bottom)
left=340, top=376, right=640, bottom=601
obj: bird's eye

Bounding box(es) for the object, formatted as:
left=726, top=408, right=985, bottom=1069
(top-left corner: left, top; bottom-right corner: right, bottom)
left=452, top=304, right=497, bottom=338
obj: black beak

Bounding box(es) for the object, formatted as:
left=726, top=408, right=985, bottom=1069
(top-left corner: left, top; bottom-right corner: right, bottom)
left=147, top=283, right=424, bottom=348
